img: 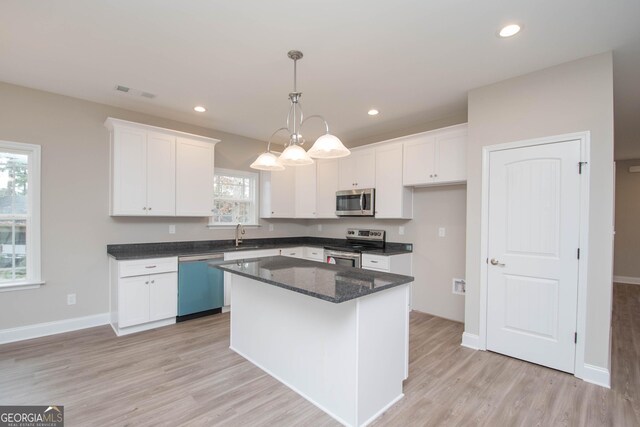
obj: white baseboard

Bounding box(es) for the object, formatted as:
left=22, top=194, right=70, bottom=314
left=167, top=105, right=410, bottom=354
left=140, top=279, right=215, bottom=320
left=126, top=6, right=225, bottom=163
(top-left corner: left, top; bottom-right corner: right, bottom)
left=613, top=275, right=640, bottom=285
left=581, top=363, right=611, bottom=389
left=0, top=313, right=109, bottom=345
left=461, top=332, right=480, bottom=350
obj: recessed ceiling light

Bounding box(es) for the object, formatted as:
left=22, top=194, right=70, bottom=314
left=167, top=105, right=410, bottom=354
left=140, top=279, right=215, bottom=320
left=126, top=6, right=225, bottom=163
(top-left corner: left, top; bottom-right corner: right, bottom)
left=368, top=109, right=379, bottom=116
left=499, top=24, right=521, bottom=38
left=194, top=106, right=207, bottom=113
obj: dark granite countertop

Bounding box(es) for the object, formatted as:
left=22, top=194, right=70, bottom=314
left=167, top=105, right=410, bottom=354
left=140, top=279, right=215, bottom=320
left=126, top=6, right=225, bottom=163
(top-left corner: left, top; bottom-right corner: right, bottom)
left=107, top=237, right=412, bottom=260
left=215, top=256, right=414, bottom=303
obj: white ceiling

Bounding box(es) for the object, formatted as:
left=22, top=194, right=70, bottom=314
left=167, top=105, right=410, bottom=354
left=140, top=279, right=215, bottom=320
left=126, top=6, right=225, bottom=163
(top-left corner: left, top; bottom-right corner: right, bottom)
left=1, top=1, right=638, bottom=158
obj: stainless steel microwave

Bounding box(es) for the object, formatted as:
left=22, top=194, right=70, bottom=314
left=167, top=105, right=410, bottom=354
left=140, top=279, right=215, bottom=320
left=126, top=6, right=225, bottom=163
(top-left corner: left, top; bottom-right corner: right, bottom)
left=336, top=188, right=375, bottom=216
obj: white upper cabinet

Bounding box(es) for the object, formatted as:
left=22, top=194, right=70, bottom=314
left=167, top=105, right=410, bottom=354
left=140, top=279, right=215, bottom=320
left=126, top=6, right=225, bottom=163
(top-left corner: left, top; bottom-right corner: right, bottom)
left=176, top=137, right=215, bottom=216
left=260, top=168, right=295, bottom=218
left=295, top=163, right=317, bottom=218
left=146, top=132, right=176, bottom=216
left=316, top=159, right=339, bottom=218
left=403, top=124, right=467, bottom=186
left=105, top=118, right=218, bottom=217
left=375, top=143, right=413, bottom=219
left=338, top=148, right=376, bottom=190
left=111, top=126, right=149, bottom=215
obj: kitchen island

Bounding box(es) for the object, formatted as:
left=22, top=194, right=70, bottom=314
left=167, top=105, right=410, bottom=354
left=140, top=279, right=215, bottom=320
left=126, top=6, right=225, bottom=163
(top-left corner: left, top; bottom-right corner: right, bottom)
left=216, top=256, right=414, bottom=427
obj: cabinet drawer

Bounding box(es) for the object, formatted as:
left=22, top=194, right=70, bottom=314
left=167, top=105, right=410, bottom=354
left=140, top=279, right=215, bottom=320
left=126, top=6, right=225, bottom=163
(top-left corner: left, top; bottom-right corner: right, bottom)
left=119, top=257, right=178, bottom=278
left=361, top=255, right=390, bottom=271
left=281, top=247, right=304, bottom=258
left=304, top=247, right=324, bottom=261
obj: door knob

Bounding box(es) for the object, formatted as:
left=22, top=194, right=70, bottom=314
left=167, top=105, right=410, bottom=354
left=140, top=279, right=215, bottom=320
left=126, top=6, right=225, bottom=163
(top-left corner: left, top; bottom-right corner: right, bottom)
left=490, top=258, right=505, bottom=266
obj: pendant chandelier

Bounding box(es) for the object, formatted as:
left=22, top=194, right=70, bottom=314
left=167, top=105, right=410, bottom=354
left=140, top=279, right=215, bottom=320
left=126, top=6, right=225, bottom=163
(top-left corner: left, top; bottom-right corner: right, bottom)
left=250, top=50, right=350, bottom=171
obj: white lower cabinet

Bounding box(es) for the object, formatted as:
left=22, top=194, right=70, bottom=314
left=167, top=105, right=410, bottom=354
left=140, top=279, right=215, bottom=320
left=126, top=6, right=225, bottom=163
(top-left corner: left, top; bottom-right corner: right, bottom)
left=362, top=253, right=413, bottom=308
left=110, top=256, right=178, bottom=335
left=303, top=246, right=324, bottom=262
left=280, top=247, right=305, bottom=259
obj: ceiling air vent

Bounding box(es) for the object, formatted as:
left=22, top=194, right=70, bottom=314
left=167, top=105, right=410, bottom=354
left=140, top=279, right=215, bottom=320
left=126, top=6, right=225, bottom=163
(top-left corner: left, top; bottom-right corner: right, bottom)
left=114, top=85, right=156, bottom=99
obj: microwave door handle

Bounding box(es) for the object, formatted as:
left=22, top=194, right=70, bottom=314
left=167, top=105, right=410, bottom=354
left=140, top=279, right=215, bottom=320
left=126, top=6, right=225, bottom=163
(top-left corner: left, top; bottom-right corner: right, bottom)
left=359, top=193, right=364, bottom=213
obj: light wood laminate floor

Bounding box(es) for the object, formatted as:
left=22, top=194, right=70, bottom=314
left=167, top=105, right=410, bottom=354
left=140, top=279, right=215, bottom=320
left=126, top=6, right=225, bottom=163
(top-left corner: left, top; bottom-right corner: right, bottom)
left=1, top=283, right=638, bottom=426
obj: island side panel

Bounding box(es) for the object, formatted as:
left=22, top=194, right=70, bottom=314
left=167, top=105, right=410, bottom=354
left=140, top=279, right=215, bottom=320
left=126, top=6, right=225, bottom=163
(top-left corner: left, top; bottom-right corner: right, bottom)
left=230, top=275, right=358, bottom=426
left=356, top=283, right=409, bottom=426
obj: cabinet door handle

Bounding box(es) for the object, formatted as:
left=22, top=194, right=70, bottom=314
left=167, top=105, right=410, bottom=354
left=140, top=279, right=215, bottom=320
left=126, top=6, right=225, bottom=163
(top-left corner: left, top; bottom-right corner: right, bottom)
left=371, top=260, right=378, bottom=263
left=145, top=281, right=149, bottom=284
left=148, top=207, right=152, bottom=211
left=429, top=174, right=433, bottom=178
left=143, top=207, right=147, bottom=210
left=434, top=174, right=438, bottom=178
left=151, top=280, right=155, bottom=284
left=145, top=265, right=157, bottom=269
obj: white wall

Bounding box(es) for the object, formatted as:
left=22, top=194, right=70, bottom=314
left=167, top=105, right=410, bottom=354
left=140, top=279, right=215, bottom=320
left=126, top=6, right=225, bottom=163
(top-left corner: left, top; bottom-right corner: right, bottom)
left=465, top=53, right=615, bottom=369
left=307, top=184, right=467, bottom=322
left=0, top=82, right=308, bottom=330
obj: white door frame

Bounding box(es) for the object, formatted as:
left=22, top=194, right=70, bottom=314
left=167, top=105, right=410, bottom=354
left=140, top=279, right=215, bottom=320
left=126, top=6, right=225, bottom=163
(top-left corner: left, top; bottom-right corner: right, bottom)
left=478, top=131, right=591, bottom=380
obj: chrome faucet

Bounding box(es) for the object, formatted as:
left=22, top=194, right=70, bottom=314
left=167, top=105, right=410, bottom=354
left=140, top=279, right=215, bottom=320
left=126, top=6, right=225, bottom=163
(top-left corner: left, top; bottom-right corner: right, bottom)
left=235, top=223, right=245, bottom=247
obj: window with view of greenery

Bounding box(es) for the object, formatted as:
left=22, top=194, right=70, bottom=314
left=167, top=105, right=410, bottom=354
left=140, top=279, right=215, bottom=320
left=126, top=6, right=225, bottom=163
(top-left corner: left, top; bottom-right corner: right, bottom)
left=211, top=169, right=258, bottom=226
left=0, top=141, right=40, bottom=287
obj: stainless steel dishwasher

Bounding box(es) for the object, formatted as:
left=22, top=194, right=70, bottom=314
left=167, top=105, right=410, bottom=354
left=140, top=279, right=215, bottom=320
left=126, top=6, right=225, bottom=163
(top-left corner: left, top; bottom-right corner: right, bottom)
left=177, top=253, right=225, bottom=321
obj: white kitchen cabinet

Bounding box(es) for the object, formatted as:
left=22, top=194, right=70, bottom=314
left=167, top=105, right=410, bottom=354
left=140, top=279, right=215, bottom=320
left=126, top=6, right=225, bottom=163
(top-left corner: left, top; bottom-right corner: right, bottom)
left=146, top=132, right=176, bottom=216
left=260, top=168, right=295, bottom=218
left=105, top=118, right=219, bottom=217
left=338, top=148, right=376, bottom=190
left=118, top=276, right=151, bottom=328
left=303, top=246, right=324, bottom=262
left=362, top=252, right=413, bottom=309
left=176, top=137, right=215, bottom=216
left=110, top=125, right=175, bottom=216
left=109, top=256, right=178, bottom=335
left=316, top=159, right=339, bottom=218
left=375, top=143, right=413, bottom=219
left=281, top=247, right=305, bottom=259
left=403, top=124, right=467, bottom=186
left=295, top=163, right=317, bottom=218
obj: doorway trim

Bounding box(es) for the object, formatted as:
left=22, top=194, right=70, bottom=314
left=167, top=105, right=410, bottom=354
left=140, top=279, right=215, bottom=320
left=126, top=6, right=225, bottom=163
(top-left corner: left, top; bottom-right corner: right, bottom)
left=478, top=131, right=591, bottom=380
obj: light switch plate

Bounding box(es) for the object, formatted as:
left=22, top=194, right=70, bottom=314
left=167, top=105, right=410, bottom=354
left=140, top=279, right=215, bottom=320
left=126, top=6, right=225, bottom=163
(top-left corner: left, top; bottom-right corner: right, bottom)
left=452, top=279, right=466, bottom=295
left=317, top=224, right=323, bottom=232
left=438, top=227, right=446, bottom=237
left=269, top=224, right=274, bottom=232
left=67, top=293, right=77, bottom=305
left=169, top=224, right=176, bottom=234
left=399, top=226, right=405, bottom=235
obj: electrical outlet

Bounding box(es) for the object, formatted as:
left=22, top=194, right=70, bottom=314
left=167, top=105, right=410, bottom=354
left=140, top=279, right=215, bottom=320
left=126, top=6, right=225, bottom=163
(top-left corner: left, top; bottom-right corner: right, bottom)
left=438, top=227, right=446, bottom=237
left=452, top=279, right=466, bottom=295
left=317, top=224, right=323, bottom=232
left=169, top=224, right=176, bottom=234
left=398, top=226, right=405, bottom=235
left=268, top=224, right=274, bottom=232
left=67, top=293, right=77, bottom=305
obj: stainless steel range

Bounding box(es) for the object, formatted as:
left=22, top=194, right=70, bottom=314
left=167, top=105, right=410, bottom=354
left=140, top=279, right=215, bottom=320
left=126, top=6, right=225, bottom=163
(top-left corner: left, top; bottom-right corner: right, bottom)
left=324, top=229, right=385, bottom=268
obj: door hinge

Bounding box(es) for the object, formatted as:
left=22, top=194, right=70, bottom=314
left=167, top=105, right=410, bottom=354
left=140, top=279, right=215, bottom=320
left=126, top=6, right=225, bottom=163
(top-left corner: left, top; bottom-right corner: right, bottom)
left=574, top=332, right=578, bottom=344
left=579, top=161, right=588, bottom=174
left=577, top=248, right=580, bottom=259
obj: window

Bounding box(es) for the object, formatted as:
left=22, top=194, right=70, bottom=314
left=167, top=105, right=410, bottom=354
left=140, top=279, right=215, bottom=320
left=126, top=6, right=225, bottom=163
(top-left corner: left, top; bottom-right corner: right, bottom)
left=210, top=168, right=258, bottom=226
left=0, top=141, right=41, bottom=290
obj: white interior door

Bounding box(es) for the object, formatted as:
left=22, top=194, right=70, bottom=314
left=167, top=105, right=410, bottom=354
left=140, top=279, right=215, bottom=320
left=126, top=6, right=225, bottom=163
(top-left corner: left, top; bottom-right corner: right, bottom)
left=486, top=140, right=581, bottom=373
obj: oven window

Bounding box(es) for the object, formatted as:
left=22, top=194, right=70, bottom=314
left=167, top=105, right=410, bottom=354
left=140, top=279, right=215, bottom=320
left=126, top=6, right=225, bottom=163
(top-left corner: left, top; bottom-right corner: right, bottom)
left=327, top=256, right=356, bottom=268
